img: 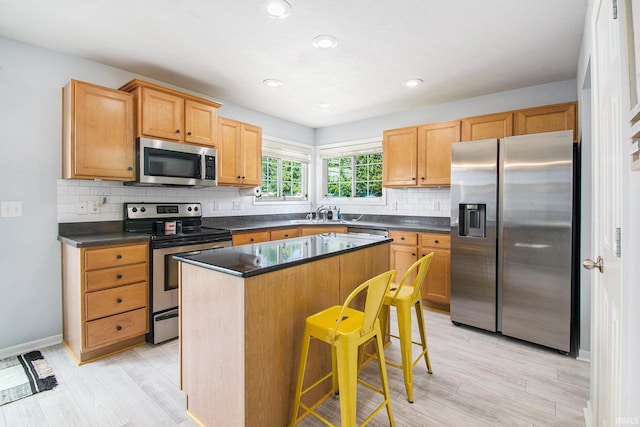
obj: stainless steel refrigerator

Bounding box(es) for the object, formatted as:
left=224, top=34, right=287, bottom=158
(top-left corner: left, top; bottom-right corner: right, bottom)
left=450, top=130, right=575, bottom=352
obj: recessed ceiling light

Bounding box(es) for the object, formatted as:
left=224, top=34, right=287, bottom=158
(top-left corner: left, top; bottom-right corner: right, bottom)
left=318, top=102, right=331, bottom=109
left=263, top=79, right=283, bottom=88
left=402, top=78, right=423, bottom=87
left=261, top=0, right=292, bottom=18
left=312, top=35, right=338, bottom=49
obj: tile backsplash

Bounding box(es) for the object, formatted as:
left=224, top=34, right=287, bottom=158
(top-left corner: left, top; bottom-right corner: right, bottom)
left=57, top=179, right=450, bottom=223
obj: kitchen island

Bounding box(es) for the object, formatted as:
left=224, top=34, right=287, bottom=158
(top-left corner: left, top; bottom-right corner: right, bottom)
left=174, top=233, right=391, bottom=427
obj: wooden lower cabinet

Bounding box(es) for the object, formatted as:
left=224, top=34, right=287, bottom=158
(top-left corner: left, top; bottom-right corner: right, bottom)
left=232, top=230, right=270, bottom=246
left=299, top=225, right=347, bottom=236
left=61, top=242, right=149, bottom=363
left=389, top=230, right=451, bottom=311
left=420, top=233, right=451, bottom=310
left=269, top=227, right=300, bottom=241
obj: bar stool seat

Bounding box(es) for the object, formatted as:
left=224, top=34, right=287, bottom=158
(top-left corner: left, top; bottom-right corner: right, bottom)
left=290, top=270, right=397, bottom=427
left=379, top=252, right=435, bottom=403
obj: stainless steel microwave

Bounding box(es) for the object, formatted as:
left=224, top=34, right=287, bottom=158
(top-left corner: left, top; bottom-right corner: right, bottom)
left=134, top=137, right=217, bottom=187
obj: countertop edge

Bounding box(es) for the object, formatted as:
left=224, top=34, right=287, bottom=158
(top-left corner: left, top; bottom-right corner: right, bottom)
left=175, top=237, right=393, bottom=278
left=57, top=233, right=151, bottom=248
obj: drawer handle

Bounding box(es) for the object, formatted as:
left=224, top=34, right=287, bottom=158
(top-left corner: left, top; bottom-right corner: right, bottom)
left=117, top=298, right=123, bottom=304
left=412, top=253, right=416, bottom=256
left=434, top=240, right=439, bottom=243
left=116, top=325, right=123, bottom=331
left=400, top=237, right=405, bottom=240
left=284, top=234, right=289, bottom=237
left=176, top=129, right=181, bottom=134
left=116, top=254, right=122, bottom=260
left=116, top=274, right=123, bottom=280
left=187, top=131, right=192, bottom=135
left=250, top=238, right=254, bottom=242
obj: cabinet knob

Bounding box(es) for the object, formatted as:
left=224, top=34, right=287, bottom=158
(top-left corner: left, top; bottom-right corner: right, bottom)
left=116, top=274, right=123, bottom=280
left=176, top=129, right=181, bottom=134
left=400, top=237, right=405, bottom=240
left=250, top=238, right=255, bottom=242
left=187, top=131, right=192, bottom=136
left=421, top=177, right=425, bottom=180
left=412, top=177, right=416, bottom=181
left=237, top=176, right=241, bottom=179
left=284, top=234, right=289, bottom=237
left=242, top=176, right=246, bottom=179
left=434, top=240, right=439, bottom=243
left=116, top=298, right=123, bottom=303
left=128, top=166, right=133, bottom=171
left=116, top=325, right=123, bottom=331
left=116, top=254, right=122, bottom=260
left=412, top=253, right=416, bottom=256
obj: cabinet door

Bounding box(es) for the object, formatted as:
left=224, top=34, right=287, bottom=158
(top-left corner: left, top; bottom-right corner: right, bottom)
left=184, top=100, right=217, bottom=146
left=217, top=117, right=241, bottom=184
left=461, top=112, right=513, bottom=141
left=513, top=102, right=577, bottom=142
left=382, top=127, right=418, bottom=187
left=270, top=228, right=300, bottom=241
left=64, top=80, right=135, bottom=181
left=232, top=231, right=271, bottom=246
left=140, top=87, right=184, bottom=141
left=240, top=123, right=262, bottom=186
left=420, top=248, right=450, bottom=304
left=390, top=243, right=418, bottom=285
left=417, top=120, right=460, bottom=186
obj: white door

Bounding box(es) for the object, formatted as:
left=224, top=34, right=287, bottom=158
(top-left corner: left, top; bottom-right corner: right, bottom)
left=587, top=0, right=624, bottom=424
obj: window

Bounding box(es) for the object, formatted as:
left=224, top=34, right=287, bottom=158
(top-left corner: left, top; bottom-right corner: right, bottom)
left=261, top=156, right=305, bottom=199
left=258, top=138, right=310, bottom=202
left=324, top=152, right=383, bottom=199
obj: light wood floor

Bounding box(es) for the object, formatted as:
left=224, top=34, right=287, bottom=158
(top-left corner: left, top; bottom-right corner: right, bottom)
left=0, top=309, right=589, bottom=426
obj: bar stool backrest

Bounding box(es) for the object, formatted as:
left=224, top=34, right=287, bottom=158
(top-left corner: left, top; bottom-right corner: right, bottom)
left=391, top=252, right=435, bottom=303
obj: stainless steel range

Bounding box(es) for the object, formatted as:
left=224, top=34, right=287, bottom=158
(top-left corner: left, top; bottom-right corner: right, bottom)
left=124, top=202, right=232, bottom=344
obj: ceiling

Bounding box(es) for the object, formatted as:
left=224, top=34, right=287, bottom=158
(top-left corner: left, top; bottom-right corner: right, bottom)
left=0, top=0, right=587, bottom=128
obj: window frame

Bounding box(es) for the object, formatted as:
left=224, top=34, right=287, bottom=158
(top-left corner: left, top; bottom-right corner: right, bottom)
left=255, top=136, right=311, bottom=205
left=318, top=138, right=386, bottom=206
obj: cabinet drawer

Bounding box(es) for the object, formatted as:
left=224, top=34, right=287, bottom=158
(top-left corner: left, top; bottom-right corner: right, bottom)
left=85, top=307, right=147, bottom=350
left=420, top=233, right=450, bottom=249
left=85, top=263, right=148, bottom=292
left=86, top=282, right=148, bottom=321
left=389, top=230, right=418, bottom=246
left=270, top=228, right=301, bottom=241
left=84, top=244, right=148, bottom=270
left=232, top=230, right=271, bottom=246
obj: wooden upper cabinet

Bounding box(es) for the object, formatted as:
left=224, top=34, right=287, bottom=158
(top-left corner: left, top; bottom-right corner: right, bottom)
left=383, top=126, right=418, bottom=187
left=62, top=79, right=135, bottom=181
left=417, top=120, right=461, bottom=187
left=140, top=87, right=184, bottom=141
left=461, top=112, right=513, bottom=141
left=514, top=102, right=577, bottom=142
left=120, top=79, right=221, bottom=147
left=184, top=100, right=218, bottom=146
left=217, top=117, right=262, bottom=187
left=240, top=123, right=262, bottom=186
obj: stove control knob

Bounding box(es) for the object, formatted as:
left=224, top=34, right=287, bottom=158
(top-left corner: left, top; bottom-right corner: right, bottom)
left=141, top=207, right=146, bottom=212
left=132, top=207, right=137, bottom=213
left=194, top=206, right=199, bottom=211
left=188, top=207, right=192, bottom=212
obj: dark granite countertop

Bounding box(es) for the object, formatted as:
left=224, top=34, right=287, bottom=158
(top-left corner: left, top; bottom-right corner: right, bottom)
left=58, top=214, right=450, bottom=248
left=173, top=232, right=392, bottom=278
left=202, top=213, right=450, bottom=234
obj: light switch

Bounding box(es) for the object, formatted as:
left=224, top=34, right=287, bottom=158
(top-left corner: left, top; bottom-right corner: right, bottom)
left=1, top=201, right=23, bottom=217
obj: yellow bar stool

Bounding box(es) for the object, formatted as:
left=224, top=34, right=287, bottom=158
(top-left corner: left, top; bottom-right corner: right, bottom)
left=378, top=252, right=434, bottom=403
left=289, top=270, right=397, bottom=427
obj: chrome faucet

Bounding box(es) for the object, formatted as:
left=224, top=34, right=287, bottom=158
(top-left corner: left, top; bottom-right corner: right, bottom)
left=315, top=204, right=329, bottom=222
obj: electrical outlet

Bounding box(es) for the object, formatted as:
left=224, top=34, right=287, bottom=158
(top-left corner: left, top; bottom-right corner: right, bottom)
left=89, top=201, right=100, bottom=214
left=391, top=201, right=398, bottom=210
left=233, top=201, right=241, bottom=210
left=432, top=200, right=441, bottom=211
left=1, top=201, right=23, bottom=218
left=77, top=202, right=87, bottom=215
left=213, top=201, right=220, bottom=211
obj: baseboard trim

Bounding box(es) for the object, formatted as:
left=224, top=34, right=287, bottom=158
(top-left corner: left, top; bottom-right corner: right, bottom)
left=584, top=400, right=593, bottom=427
left=0, top=334, right=63, bottom=359
left=577, top=348, right=591, bottom=363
